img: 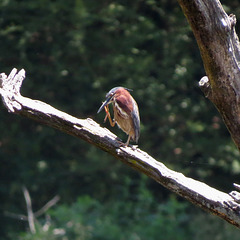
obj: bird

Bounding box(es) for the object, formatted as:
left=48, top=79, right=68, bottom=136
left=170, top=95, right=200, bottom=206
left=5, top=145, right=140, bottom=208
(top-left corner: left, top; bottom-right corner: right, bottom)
left=97, top=87, right=140, bottom=146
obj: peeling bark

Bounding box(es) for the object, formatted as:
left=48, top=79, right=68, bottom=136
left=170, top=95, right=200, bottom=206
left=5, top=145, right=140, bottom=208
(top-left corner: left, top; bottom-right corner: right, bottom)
left=1, top=68, right=240, bottom=228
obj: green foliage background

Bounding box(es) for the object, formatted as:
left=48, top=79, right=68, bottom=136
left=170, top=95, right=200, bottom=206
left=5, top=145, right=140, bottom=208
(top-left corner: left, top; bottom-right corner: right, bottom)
left=1, top=0, right=240, bottom=239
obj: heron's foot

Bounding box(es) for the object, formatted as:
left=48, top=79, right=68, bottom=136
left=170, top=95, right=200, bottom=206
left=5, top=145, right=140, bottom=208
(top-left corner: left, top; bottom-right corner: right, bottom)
left=116, top=140, right=127, bottom=147
left=117, top=140, right=138, bottom=149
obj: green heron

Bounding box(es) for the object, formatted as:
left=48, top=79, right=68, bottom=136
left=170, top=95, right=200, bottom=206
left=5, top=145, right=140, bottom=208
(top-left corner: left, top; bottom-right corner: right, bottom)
left=97, top=87, right=140, bottom=146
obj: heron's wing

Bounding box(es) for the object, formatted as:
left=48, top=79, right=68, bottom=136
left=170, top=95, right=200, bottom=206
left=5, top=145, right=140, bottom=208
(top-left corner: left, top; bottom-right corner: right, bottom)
left=131, top=99, right=140, bottom=143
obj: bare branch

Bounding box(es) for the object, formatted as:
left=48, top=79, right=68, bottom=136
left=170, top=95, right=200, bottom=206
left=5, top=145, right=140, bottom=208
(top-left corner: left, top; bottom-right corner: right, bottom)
left=1, top=69, right=240, bottom=228
left=34, top=195, right=60, bottom=218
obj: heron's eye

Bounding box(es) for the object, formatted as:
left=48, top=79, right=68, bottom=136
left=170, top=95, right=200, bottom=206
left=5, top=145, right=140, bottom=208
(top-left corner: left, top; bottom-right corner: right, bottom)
left=109, top=92, right=115, bottom=98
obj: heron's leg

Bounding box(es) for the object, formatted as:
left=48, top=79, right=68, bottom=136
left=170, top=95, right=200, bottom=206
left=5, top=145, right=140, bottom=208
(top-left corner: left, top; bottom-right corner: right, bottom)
left=104, top=105, right=115, bottom=127
left=125, top=135, right=131, bottom=146
left=123, top=136, right=138, bottom=148
left=118, top=135, right=134, bottom=147
left=103, top=105, right=109, bottom=122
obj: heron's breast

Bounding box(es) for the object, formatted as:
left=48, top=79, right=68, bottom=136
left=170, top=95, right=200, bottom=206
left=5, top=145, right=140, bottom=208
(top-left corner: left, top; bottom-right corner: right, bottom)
left=113, top=105, right=135, bottom=137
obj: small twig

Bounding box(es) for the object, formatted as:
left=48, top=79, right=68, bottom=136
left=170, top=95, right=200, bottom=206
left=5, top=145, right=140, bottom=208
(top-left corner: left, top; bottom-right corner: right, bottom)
left=4, top=211, right=28, bottom=221
left=34, top=195, right=60, bottom=218
left=22, top=186, right=36, bottom=234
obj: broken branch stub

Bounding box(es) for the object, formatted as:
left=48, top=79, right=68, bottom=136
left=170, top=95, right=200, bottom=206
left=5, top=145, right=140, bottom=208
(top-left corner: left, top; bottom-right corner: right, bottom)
left=0, top=68, right=25, bottom=112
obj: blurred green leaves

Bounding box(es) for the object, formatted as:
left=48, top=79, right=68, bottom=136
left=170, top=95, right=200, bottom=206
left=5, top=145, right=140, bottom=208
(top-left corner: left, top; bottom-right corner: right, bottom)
left=18, top=194, right=240, bottom=240
left=1, top=0, right=240, bottom=238
left=19, top=194, right=191, bottom=240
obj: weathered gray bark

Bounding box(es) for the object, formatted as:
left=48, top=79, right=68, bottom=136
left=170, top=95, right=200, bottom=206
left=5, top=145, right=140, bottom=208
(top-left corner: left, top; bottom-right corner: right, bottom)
left=1, top=68, right=240, bottom=228
left=177, top=0, right=240, bottom=150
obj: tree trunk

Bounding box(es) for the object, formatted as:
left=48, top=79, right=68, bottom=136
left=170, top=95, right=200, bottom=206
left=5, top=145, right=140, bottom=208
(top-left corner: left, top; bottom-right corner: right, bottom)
left=177, top=0, right=240, bottom=150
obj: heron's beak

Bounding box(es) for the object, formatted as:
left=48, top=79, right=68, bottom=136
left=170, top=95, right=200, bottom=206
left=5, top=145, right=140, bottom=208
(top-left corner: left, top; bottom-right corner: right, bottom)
left=97, top=96, right=112, bottom=113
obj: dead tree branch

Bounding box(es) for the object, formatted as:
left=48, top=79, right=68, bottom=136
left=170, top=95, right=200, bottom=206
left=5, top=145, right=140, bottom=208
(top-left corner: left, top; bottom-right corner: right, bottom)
left=1, top=69, right=240, bottom=228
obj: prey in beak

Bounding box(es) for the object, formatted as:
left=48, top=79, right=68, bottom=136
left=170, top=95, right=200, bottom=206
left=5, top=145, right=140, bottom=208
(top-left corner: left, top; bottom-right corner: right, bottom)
left=97, top=92, right=116, bottom=126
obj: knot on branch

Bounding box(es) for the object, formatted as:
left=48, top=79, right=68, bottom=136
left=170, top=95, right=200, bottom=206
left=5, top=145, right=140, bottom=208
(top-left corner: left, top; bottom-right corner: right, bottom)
left=199, top=76, right=212, bottom=99
left=0, top=68, right=25, bottom=112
